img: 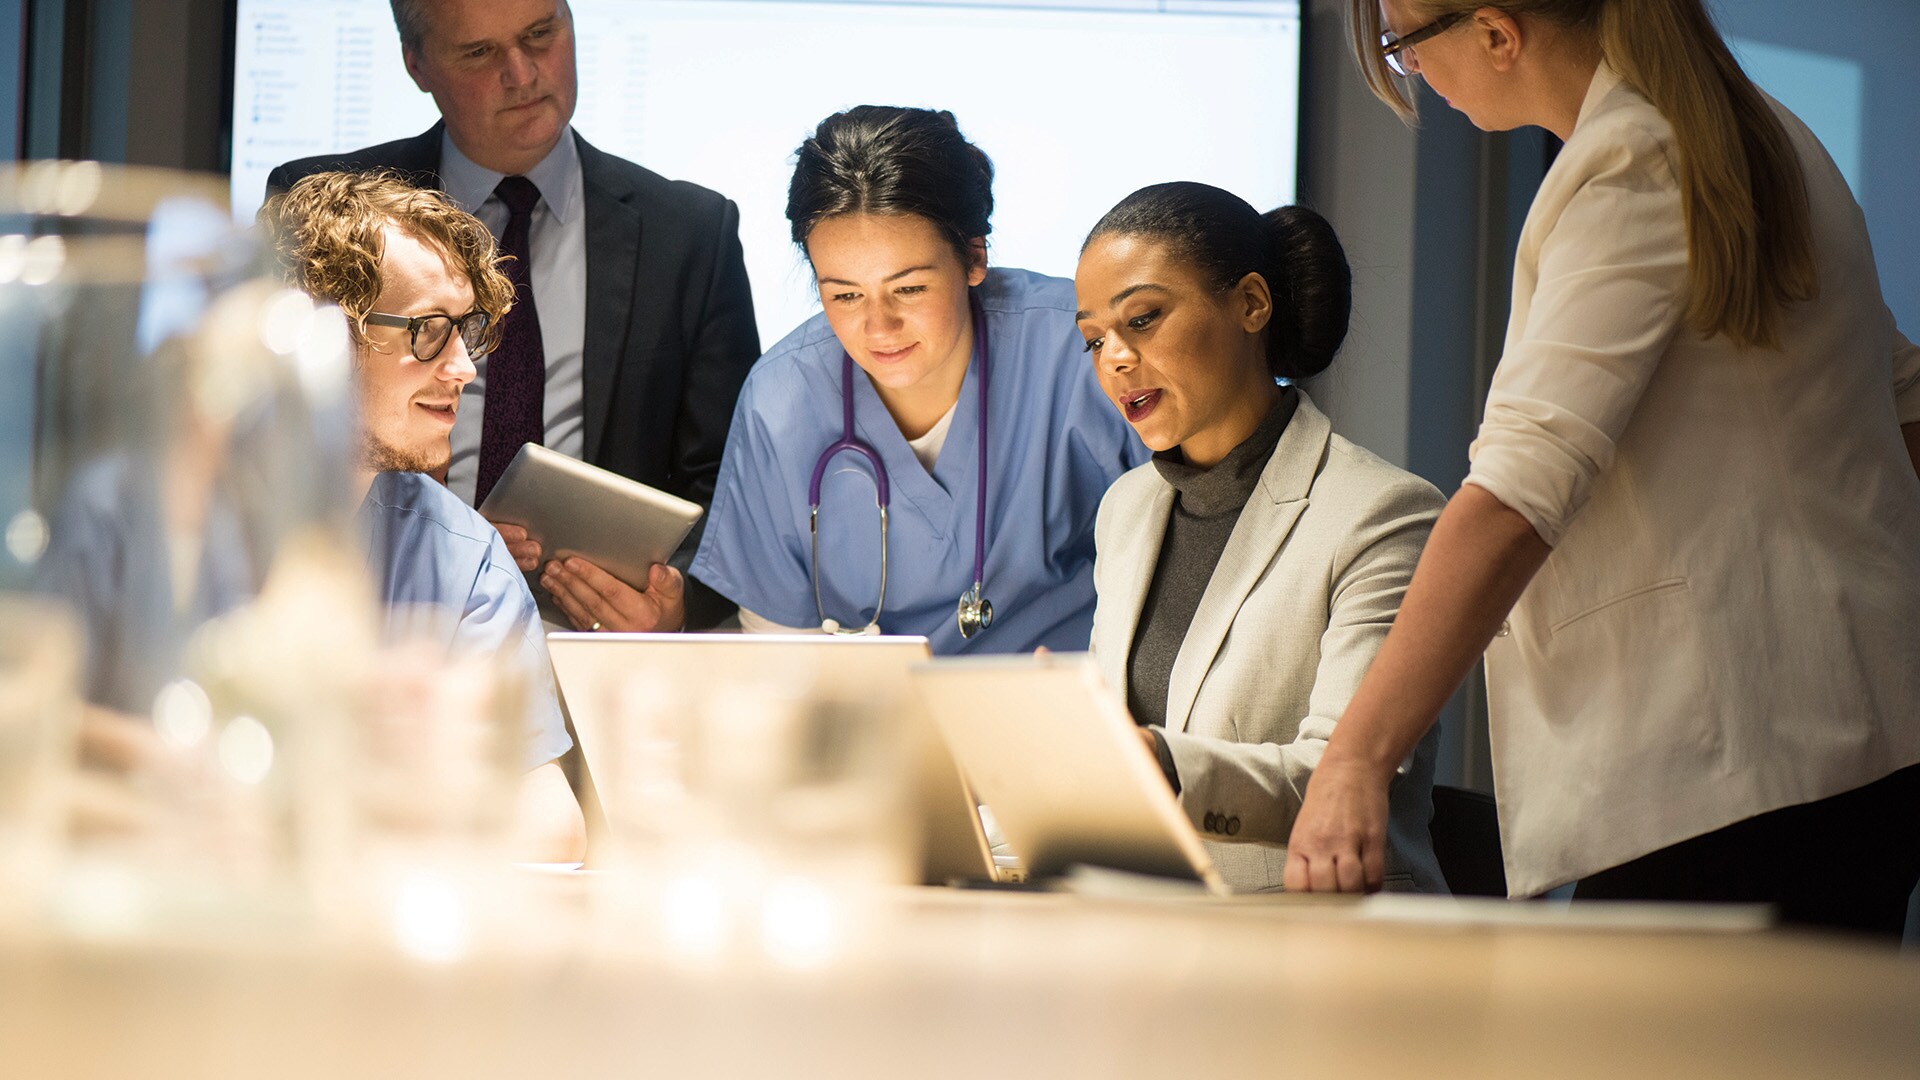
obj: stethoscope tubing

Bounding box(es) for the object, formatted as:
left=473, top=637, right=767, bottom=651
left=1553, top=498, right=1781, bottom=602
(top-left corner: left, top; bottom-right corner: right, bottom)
left=809, top=291, right=991, bottom=635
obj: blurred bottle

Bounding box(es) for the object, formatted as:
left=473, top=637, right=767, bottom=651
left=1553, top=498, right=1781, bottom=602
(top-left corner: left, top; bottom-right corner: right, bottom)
left=587, top=660, right=918, bottom=970
left=0, top=597, right=82, bottom=928
left=0, top=162, right=374, bottom=941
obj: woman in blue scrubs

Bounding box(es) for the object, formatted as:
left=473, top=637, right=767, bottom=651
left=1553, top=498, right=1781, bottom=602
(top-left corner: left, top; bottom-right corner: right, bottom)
left=682, top=105, right=1145, bottom=653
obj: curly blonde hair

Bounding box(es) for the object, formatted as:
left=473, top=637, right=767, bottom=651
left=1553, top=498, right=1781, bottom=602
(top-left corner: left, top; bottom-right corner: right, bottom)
left=257, top=170, right=514, bottom=356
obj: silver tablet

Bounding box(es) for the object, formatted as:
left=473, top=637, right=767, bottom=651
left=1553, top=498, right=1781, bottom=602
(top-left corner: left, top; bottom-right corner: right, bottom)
left=477, top=443, right=702, bottom=588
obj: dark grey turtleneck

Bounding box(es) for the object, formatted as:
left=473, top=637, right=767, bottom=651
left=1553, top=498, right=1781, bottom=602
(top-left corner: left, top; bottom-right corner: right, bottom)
left=1128, top=388, right=1298, bottom=790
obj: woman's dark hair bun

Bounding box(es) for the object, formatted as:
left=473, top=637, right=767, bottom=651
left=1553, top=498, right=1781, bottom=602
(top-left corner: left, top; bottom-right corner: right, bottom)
left=1261, top=204, right=1351, bottom=381
left=1084, top=182, right=1350, bottom=381
left=786, top=105, right=994, bottom=268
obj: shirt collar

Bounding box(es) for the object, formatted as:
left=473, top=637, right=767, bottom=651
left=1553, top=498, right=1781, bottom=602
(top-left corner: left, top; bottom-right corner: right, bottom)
left=1573, top=59, right=1624, bottom=134
left=437, top=127, right=584, bottom=225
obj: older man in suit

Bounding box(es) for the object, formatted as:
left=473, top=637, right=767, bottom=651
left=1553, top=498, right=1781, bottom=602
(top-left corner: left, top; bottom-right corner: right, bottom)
left=267, top=0, right=758, bottom=630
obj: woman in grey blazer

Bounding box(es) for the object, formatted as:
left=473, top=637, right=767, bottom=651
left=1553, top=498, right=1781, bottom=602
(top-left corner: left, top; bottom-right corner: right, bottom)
left=1075, top=184, right=1447, bottom=894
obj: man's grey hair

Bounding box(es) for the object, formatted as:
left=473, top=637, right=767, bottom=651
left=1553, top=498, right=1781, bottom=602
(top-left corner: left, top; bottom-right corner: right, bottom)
left=390, top=0, right=572, bottom=52
left=389, top=0, right=429, bottom=51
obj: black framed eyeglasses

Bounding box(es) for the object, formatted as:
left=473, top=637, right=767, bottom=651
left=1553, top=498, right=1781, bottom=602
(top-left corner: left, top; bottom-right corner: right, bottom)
left=1380, top=11, right=1467, bottom=77
left=363, top=309, right=493, bottom=362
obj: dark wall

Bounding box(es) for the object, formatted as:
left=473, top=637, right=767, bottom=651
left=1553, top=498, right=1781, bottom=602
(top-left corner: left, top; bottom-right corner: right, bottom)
left=0, top=0, right=21, bottom=156
left=23, top=0, right=227, bottom=169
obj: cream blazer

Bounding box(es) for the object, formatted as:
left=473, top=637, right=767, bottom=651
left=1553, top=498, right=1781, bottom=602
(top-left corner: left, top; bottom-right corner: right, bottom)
left=1468, top=64, right=1920, bottom=896
left=1092, top=394, right=1448, bottom=894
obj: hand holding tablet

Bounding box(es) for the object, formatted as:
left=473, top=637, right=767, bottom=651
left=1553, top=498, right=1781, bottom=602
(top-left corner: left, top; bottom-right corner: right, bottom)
left=477, top=444, right=704, bottom=632
left=542, top=558, right=687, bottom=634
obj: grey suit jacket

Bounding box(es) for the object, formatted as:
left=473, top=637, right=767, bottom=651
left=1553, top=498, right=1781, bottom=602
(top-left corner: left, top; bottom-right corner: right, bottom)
left=1091, top=394, right=1448, bottom=893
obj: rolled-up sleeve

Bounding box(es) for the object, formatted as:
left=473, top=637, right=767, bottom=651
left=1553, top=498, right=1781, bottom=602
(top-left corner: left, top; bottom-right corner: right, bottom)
left=1466, top=126, right=1689, bottom=547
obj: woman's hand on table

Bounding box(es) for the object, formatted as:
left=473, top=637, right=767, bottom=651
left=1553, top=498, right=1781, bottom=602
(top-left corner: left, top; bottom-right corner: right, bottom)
left=1284, top=755, right=1391, bottom=894
left=542, top=557, right=687, bottom=633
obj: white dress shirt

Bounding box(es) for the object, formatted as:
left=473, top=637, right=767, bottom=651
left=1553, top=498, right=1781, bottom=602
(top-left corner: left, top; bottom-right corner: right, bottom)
left=437, top=130, right=589, bottom=506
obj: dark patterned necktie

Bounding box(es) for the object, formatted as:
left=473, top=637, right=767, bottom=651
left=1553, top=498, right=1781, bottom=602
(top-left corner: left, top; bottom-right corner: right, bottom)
left=474, top=174, right=547, bottom=506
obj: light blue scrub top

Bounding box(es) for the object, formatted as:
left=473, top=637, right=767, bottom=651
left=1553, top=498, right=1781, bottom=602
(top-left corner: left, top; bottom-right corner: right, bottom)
left=692, top=268, right=1148, bottom=655
left=361, top=471, right=574, bottom=771
left=39, top=463, right=571, bottom=772
left=39, top=458, right=255, bottom=717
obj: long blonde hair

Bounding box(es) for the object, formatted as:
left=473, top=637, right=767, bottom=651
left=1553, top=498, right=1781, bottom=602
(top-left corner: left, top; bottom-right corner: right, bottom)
left=1349, top=0, right=1816, bottom=350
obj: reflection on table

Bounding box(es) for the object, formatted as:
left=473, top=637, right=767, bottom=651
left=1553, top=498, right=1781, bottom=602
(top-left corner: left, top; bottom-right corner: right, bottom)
left=5, top=877, right=1916, bottom=1080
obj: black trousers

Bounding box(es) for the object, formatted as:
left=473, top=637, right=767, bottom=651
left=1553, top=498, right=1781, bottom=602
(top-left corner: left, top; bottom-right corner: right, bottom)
left=1574, top=762, right=1920, bottom=939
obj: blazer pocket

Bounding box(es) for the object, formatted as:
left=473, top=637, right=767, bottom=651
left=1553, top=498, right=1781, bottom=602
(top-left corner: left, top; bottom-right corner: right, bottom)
left=1535, top=576, right=1723, bottom=756
left=1547, top=577, right=1689, bottom=636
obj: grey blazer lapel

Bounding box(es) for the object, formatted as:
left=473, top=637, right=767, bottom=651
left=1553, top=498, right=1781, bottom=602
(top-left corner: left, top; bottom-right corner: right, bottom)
left=1094, top=480, right=1176, bottom=693
left=577, top=134, right=641, bottom=463
left=1162, top=397, right=1333, bottom=733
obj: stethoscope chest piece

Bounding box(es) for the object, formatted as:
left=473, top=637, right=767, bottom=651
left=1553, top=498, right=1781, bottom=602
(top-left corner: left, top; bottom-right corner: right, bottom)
left=956, top=582, right=994, bottom=640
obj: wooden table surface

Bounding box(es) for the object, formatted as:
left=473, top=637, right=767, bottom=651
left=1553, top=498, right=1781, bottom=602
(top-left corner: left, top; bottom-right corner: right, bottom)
left=3, top=884, right=1915, bottom=1079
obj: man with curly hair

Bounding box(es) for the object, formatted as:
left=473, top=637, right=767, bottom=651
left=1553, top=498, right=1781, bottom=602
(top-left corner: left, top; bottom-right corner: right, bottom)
left=262, top=170, right=585, bottom=861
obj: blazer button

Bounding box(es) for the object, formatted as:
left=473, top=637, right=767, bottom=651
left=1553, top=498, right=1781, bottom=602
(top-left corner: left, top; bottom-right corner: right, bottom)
left=1495, top=621, right=1511, bottom=638
left=1226, top=816, right=1241, bottom=837
left=1203, top=812, right=1217, bottom=832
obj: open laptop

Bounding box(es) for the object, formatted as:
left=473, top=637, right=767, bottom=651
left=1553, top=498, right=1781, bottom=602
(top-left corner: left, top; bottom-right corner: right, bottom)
left=910, top=653, right=1231, bottom=896
left=546, top=633, right=995, bottom=886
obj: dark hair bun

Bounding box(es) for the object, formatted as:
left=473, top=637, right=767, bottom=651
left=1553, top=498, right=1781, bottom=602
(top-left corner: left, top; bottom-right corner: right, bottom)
left=1261, top=205, right=1351, bottom=380
left=1085, top=183, right=1351, bottom=381
left=787, top=105, right=994, bottom=267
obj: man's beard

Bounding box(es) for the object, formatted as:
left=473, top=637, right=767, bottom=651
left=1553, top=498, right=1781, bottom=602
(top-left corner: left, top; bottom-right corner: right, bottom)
left=362, top=431, right=449, bottom=475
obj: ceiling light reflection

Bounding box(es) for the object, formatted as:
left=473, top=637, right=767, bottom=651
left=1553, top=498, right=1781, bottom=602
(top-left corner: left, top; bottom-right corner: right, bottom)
left=761, top=877, right=838, bottom=971
left=391, top=871, right=471, bottom=964
left=662, top=874, right=730, bottom=959
left=152, top=679, right=214, bottom=750
left=217, top=715, right=274, bottom=785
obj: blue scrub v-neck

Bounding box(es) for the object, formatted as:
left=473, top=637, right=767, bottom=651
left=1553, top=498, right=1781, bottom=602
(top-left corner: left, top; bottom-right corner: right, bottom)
left=847, top=339, right=985, bottom=541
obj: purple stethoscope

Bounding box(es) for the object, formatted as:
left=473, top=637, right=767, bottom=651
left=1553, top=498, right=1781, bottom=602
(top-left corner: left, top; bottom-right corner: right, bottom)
left=808, top=292, right=994, bottom=639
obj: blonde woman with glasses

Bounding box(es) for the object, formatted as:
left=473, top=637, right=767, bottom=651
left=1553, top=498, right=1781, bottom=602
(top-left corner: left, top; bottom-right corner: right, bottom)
left=1284, top=0, right=1920, bottom=936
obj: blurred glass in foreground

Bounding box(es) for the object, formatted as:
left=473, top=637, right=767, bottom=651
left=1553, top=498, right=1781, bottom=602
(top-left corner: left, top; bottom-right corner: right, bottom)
left=0, top=161, right=378, bottom=938
left=0, top=162, right=922, bottom=972
left=0, top=163, right=596, bottom=961
left=0, top=597, right=81, bottom=927
left=582, top=660, right=920, bottom=970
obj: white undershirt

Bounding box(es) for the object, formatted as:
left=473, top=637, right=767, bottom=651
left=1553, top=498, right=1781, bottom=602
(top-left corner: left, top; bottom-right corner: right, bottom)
left=738, top=607, right=819, bottom=635
left=904, top=400, right=958, bottom=473
left=739, top=401, right=959, bottom=635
